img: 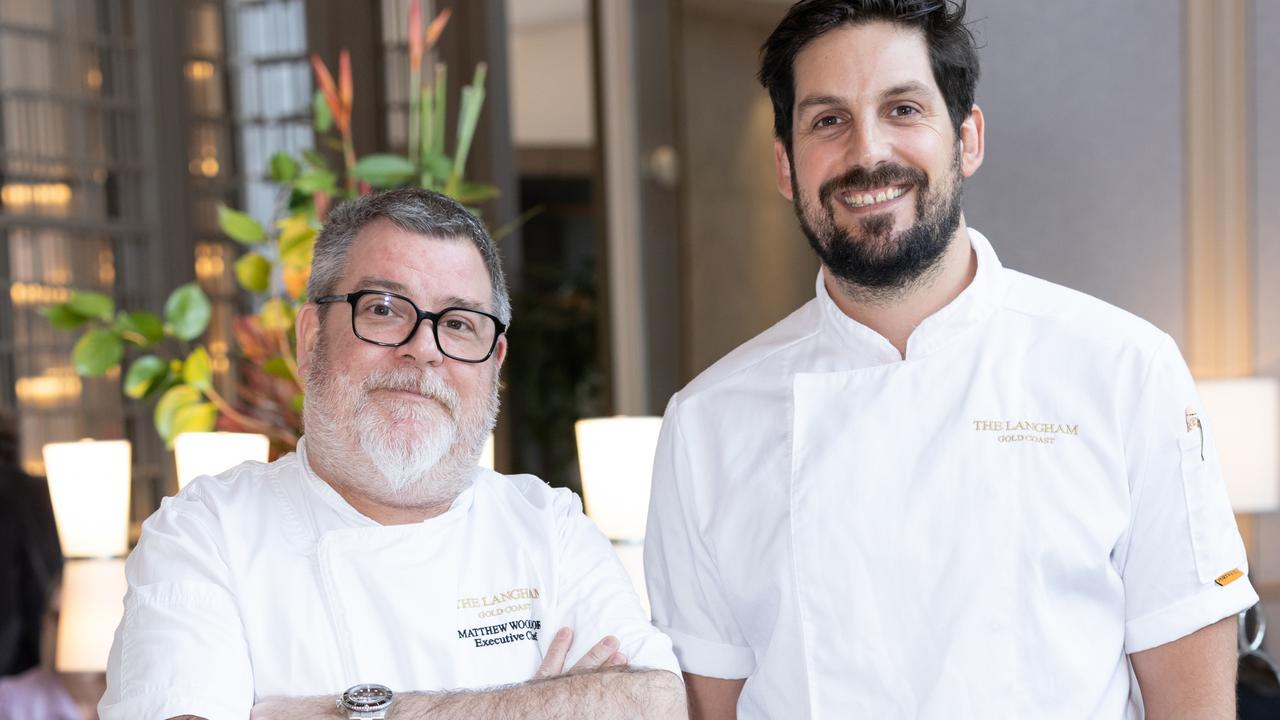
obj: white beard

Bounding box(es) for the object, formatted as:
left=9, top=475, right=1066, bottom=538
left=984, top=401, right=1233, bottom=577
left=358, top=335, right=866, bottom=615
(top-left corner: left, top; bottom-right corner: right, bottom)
left=304, top=338, right=500, bottom=510
left=353, top=368, right=459, bottom=492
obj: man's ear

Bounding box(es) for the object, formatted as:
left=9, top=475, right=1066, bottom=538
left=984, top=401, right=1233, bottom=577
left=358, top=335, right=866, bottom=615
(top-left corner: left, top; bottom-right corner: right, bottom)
left=493, top=334, right=508, bottom=370
left=959, top=104, right=985, bottom=178
left=774, top=138, right=795, bottom=201
left=295, top=303, right=319, bottom=379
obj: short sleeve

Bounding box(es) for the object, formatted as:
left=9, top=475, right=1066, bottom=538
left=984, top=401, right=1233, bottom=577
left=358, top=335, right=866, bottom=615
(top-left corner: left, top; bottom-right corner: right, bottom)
left=643, top=396, right=755, bottom=679
left=1118, top=334, right=1259, bottom=653
left=550, top=488, right=681, bottom=678
left=99, top=487, right=254, bottom=720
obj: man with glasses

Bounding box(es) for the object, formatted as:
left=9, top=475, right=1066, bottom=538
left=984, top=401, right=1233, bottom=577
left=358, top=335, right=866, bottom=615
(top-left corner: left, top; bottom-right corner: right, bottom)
left=644, top=1, right=1255, bottom=718
left=100, top=189, right=685, bottom=719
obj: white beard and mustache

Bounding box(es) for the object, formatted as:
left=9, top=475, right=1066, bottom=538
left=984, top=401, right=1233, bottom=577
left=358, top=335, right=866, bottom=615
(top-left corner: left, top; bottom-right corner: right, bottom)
left=303, top=335, right=501, bottom=510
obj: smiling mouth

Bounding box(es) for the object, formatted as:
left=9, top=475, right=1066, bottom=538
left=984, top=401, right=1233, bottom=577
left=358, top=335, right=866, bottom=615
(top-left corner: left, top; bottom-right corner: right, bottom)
left=837, top=185, right=909, bottom=210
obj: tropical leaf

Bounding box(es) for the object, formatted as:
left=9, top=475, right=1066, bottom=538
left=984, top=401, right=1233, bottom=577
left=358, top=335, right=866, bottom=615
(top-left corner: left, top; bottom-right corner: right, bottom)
left=268, top=152, right=299, bottom=183
left=42, top=304, right=90, bottom=331
left=260, top=298, right=295, bottom=332
left=295, top=169, right=338, bottom=195
left=164, top=283, right=212, bottom=341
left=123, top=355, right=168, bottom=399
left=154, top=384, right=203, bottom=443
left=182, top=346, right=213, bottom=391
left=217, top=205, right=266, bottom=244
left=263, top=356, right=294, bottom=380
left=172, top=402, right=218, bottom=440
left=351, top=154, right=416, bottom=188
left=72, top=329, right=123, bottom=376
left=67, top=291, right=114, bottom=322
left=116, top=310, right=165, bottom=346
left=453, top=181, right=499, bottom=205
left=234, top=252, right=271, bottom=294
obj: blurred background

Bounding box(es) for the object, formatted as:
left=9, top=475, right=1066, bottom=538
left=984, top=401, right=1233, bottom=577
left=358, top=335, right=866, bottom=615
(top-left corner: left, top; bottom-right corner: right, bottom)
left=0, top=0, right=1277, bottom=713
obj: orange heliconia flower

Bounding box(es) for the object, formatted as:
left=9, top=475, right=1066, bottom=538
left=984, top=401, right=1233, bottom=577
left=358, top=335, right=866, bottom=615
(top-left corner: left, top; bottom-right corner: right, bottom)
left=338, top=50, right=353, bottom=112
left=425, top=9, right=451, bottom=53
left=408, top=0, right=423, bottom=68
left=310, top=51, right=352, bottom=132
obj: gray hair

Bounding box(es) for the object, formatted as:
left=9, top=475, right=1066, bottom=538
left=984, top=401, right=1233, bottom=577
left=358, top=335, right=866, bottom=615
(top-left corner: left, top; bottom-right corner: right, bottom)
left=307, top=188, right=512, bottom=324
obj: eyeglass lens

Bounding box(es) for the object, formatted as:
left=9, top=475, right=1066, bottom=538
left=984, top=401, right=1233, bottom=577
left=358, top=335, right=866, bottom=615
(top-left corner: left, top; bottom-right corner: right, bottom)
left=353, top=293, right=496, bottom=360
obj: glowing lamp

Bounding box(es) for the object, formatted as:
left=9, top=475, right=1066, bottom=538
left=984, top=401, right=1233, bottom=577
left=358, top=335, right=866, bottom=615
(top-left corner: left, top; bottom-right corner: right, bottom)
left=174, top=431, right=270, bottom=490
left=574, top=416, right=662, bottom=542
left=55, top=558, right=128, bottom=672
left=1196, top=377, right=1280, bottom=513
left=479, top=433, right=495, bottom=470
left=42, top=440, right=131, bottom=558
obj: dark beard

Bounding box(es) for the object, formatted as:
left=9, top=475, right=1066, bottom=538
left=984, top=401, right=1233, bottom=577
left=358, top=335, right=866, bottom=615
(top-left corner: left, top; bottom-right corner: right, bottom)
left=791, top=147, right=963, bottom=300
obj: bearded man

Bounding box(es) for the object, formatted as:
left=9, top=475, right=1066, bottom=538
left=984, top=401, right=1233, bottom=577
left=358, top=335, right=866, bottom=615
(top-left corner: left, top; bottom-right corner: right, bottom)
left=643, top=1, right=1256, bottom=718
left=100, top=189, right=685, bottom=720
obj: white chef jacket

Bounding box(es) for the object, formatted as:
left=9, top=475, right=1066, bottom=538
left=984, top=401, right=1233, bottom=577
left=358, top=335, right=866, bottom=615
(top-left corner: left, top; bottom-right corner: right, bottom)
left=100, top=439, right=678, bottom=720
left=644, top=228, right=1257, bottom=719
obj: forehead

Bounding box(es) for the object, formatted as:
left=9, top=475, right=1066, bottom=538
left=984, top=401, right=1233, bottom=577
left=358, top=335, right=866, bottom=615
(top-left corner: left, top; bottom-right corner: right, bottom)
left=341, top=219, right=492, bottom=307
left=792, top=21, right=939, bottom=103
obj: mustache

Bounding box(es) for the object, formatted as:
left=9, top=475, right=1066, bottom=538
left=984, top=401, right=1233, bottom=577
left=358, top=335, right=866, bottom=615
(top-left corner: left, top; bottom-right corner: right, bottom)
left=362, top=367, right=460, bottom=414
left=818, top=163, right=928, bottom=207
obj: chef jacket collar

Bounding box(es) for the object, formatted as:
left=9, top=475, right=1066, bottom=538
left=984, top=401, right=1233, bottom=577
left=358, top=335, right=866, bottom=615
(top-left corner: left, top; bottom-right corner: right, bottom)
left=296, top=435, right=477, bottom=529
left=815, top=227, right=1007, bottom=362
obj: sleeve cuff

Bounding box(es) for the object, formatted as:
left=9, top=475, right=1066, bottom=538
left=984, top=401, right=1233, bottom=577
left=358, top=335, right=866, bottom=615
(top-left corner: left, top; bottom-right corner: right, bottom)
left=658, top=625, right=755, bottom=679
left=1125, top=576, right=1259, bottom=653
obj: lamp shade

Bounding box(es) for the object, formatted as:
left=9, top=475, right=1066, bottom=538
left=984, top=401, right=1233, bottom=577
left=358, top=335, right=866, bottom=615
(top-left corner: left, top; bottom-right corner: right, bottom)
left=55, top=558, right=128, bottom=672
left=1197, top=377, right=1280, bottom=513
left=174, top=431, right=270, bottom=490
left=479, top=433, right=495, bottom=470
left=42, top=439, right=131, bottom=558
left=574, top=416, right=662, bottom=542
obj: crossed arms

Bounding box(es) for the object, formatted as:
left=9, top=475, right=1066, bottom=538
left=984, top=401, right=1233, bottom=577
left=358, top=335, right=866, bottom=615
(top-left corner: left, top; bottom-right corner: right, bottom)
left=169, top=629, right=686, bottom=720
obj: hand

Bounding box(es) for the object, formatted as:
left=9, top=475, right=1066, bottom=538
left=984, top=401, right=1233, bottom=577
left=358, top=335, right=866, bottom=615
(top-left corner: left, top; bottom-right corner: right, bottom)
left=534, top=627, right=627, bottom=679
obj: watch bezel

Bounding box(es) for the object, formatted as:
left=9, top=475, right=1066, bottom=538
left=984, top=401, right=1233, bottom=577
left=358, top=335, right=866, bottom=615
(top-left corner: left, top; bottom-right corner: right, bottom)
left=340, top=683, right=394, bottom=712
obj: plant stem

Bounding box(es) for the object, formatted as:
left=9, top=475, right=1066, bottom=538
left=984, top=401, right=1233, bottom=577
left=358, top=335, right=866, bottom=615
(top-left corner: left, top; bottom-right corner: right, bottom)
left=342, top=123, right=357, bottom=194
left=204, top=383, right=298, bottom=447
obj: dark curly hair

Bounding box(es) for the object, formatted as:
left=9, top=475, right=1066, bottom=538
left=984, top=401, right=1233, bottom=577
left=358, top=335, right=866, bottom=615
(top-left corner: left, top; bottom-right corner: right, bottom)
left=759, top=0, right=979, bottom=156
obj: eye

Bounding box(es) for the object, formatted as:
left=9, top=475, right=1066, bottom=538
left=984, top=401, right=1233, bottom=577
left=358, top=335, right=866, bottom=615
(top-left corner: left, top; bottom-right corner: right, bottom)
left=813, top=115, right=843, bottom=129
left=442, top=316, right=476, bottom=333
left=890, top=105, right=920, bottom=118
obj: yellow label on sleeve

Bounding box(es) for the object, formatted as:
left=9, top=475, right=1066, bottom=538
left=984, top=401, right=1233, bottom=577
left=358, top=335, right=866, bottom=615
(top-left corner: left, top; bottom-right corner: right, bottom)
left=1215, top=568, right=1244, bottom=587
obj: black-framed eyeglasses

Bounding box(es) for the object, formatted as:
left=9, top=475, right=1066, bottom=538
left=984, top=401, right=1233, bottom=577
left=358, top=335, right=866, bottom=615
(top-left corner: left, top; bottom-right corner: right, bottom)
left=315, top=289, right=507, bottom=363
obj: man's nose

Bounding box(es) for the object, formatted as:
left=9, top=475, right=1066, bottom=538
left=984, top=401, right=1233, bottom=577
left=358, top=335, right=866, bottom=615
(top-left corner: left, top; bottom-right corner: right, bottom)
left=398, top=319, right=446, bottom=366
left=846, top=116, right=892, bottom=169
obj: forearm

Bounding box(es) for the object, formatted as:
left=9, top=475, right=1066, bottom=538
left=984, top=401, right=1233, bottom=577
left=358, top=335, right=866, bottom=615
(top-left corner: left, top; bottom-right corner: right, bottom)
left=251, top=668, right=687, bottom=720
left=1130, top=615, right=1237, bottom=720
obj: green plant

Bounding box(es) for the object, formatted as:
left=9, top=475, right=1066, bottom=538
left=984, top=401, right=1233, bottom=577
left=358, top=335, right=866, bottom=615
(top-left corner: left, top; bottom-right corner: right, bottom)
left=45, top=2, right=497, bottom=450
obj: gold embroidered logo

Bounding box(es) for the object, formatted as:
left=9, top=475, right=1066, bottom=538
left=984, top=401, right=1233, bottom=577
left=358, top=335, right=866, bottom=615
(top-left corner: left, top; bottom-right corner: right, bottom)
left=972, top=419, right=1080, bottom=446
left=457, top=586, right=541, bottom=619
left=1215, top=568, right=1244, bottom=587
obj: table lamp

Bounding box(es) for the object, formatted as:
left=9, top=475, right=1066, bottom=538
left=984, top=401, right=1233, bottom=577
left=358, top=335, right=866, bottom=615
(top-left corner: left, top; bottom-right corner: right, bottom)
left=174, top=431, right=270, bottom=490
left=41, top=439, right=132, bottom=673
left=1196, top=376, right=1280, bottom=675
left=575, top=416, right=663, bottom=612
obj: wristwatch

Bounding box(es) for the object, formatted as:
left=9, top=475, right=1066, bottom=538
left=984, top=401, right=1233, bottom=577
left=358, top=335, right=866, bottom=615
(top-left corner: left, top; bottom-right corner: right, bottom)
left=338, top=683, right=394, bottom=719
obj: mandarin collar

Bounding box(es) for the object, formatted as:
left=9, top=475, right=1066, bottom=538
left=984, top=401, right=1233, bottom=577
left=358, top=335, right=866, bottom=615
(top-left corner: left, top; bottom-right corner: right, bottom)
left=815, top=227, right=1007, bottom=363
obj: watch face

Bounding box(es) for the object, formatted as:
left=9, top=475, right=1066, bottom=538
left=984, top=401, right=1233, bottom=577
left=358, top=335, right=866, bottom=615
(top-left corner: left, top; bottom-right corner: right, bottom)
left=342, top=683, right=394, bottom=711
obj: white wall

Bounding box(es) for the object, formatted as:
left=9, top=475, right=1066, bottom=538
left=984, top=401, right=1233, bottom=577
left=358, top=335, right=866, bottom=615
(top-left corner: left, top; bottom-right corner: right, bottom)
left=963, top=0, right=1186, bottom=344
left=1251, top=0, right=1280, bottom=642
left=505, top=6, right=594, bottom=147
left=680, top=10, right=816, bottom=376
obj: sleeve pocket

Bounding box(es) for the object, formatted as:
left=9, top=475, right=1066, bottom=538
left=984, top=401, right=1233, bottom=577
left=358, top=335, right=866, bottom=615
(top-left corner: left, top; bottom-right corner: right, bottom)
left=1179, top=433, right=1245, bottom=584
